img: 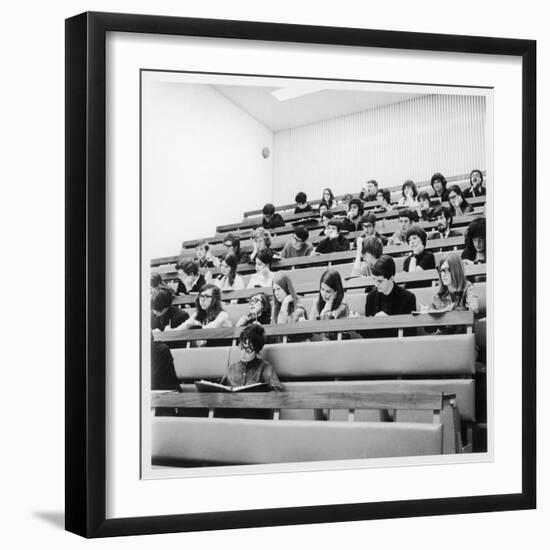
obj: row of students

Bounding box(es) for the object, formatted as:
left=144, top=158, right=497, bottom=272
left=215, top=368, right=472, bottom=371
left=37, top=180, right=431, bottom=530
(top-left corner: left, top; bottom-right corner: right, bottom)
left=168, top=215, right=485, bottom=300
left=153, top=251, right=479, bottom=336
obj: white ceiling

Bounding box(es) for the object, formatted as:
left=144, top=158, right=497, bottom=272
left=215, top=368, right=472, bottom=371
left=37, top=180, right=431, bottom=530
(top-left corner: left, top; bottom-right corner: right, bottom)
left=212, top=84, right=424, bottom=132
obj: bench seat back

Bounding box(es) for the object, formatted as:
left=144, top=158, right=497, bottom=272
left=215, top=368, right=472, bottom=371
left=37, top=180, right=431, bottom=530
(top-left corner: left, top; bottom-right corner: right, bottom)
left=152, top=416, right=443, bottom=465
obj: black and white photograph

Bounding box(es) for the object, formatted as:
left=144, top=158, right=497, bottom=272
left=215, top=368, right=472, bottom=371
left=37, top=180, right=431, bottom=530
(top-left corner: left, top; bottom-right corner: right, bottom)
left=144, top=71, right=491, bottom=474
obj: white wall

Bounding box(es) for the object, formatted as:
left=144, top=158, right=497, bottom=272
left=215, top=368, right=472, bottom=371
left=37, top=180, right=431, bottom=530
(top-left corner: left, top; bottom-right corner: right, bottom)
left=142, top=81, right=273, bottom=257
left=273, top=94, right=486, bottom=203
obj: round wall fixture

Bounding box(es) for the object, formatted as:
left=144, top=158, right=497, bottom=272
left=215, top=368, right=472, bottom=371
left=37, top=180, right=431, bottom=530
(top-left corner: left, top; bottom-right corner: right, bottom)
left=262, top=147, right=271, bottom=159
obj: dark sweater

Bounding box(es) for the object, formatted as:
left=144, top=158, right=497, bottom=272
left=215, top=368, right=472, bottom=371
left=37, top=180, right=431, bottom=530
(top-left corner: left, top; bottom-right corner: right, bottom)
left=403, top=250, right=436, bottom=271
left=364, top=283, right=416, bottom=337
left=175, top=274, right=206, bottom=295
left=316, top=234, right=350, bottom=254
left=262, top=213, right=285, bottom=229
left=151, top=306, right=189, bottom=331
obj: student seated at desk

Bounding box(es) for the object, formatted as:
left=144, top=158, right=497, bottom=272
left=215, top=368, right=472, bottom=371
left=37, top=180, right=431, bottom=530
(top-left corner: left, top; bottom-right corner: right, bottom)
left=194, top=240, right=215, bottom=273
left=375, top=188, right=394, bottom=213
left=360, top=212, right=387, bottom=245
left=388, top=208, right=416, bottom=245
left=151, top=338, right=180, bottom=393
left=341, top=193, right=353, bottom=210
left=359, top=179, right=378, bottom=203
left=417, top=191, right=434, bottom=221
left=249, top=227, right=275, bottom=263
left=365, top=255, right=416, bottom=317
left=314, top=218, right=350, bottom=254
left=428, top=206, right=462, bottom=240
left=212, top=253, right=245, bottom=292
left=461, top=217, right=486, bottom=265
left=150, top=271, right=163, bottom=291
left=280, top=225, right=314, bottom=258
left=403, top=226, right=436, bottom=272
left=464, top=169, right=486, bottom=199
left=430, top=172, right=449, bottom=202
left=341, top=198, right=364, bottom=232
left=247, top=248, right=275, bottom=289
left=236, top=292, right=272, bottom=327
left=218, top=234, right=250, bottom=265
left=272, top=272, right=308, bottom=324
left=319, top=187, right=336, bottom=210
left=151, top=286, right=189, bottom=332
left=294, top=191, right=312, bottom=214
left=448, top=185, right=474, bottom=217
left=219, top=324, right=282, bottom=392
left=175, top=260, right=206, bottom=295
left=318, top=209, right=333, bottom=237
left=309, top=269, right=349, bottom=321
left=180, top=284, right=232, bottom=330
left=398, top=180, right=419, bottom=208
left=351, top=235, right=384, bottom=278
left=424, top=252, right=479, bottom=314
left=262, top=203, right=285, bottom=230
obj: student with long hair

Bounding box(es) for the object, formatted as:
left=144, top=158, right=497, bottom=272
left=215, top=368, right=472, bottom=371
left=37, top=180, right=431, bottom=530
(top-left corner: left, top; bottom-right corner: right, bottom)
left=180, top=284, right=232, bottom=329
left=319, top=187, right=336, bottom=210
left=464, top=169, right=486, bottom=198
left=247, top=248, right=275, bottom=288
left=309, top=269, right=349, bottom=320
left=236, top=292, right=272, bottom=327
left=398, top=179, right=419, bottom=208
left=271, top=272, right=308, bottom=324
left=427, top=253, right=479, bottom=314
left=213, top=253, right=245, bottom=291
left=447, top=185, right=473, bottom=217
left=461, top=217, right=486, bottom=264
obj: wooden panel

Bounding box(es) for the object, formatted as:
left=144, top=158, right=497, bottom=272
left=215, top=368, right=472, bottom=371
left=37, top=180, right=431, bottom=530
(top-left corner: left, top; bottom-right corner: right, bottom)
left=151, top=391, right=446, bottom=411
left=151, top=417, right=443, bottom=464
left=155, top=311, right=474, bottom=344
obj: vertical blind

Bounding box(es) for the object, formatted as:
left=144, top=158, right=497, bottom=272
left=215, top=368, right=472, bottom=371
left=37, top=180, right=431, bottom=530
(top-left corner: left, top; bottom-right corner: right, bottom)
left=272, top=94, right=486, bottom=200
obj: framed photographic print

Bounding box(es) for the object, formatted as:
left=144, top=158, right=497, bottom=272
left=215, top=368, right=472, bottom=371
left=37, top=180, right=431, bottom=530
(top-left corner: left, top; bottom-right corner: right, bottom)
left=65, top=11, right=536, bottom=538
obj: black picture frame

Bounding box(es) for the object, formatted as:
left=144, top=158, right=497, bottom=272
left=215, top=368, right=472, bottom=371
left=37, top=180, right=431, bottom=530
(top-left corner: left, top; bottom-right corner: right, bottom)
left=65, top=11, right=536, bottom=538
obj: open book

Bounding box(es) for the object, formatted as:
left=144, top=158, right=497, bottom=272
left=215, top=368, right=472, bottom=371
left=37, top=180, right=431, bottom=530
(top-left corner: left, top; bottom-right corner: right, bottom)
left=194, top=380, right=269, bottom=393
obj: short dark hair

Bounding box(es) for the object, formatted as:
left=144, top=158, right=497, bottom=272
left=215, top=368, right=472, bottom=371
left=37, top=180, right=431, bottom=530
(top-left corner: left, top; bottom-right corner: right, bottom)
left=348, top=198, right=364, bottom=215
left=361, top=213, right=377, bottom=227
left=377, top=188, right=391, bottom=204
left=431, top=205, right=453, bottom=225
left=399, top=208, right=417, bottom=223
left=262, top=203, right=276, bottom=216
left=150, top=272, right=163, bottom=289
left=321, top=210, right=334, bottom=221
left=151, top=286, right=173, bottom=311
left=362, top=236, right=383, bottom=258
left=405, top=225, right=428, bottom=246
left=326, top=218, right=343, bottom=232
left=371, top=255, right=396, bottom=279
left=430, top=172, right=447, bottom=190
left=418, top=191, right=431, bottom=202
left=294, top=225, right=309, bottom=242
left=295, top=191, right=307, bottom=204
left=256, top=248, right=273, bottom=267
left=240, top=323, right=266, bottom=353
left=367, top=179, right=378, bottom=188
left=176, top=259, right=199, bottom=276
